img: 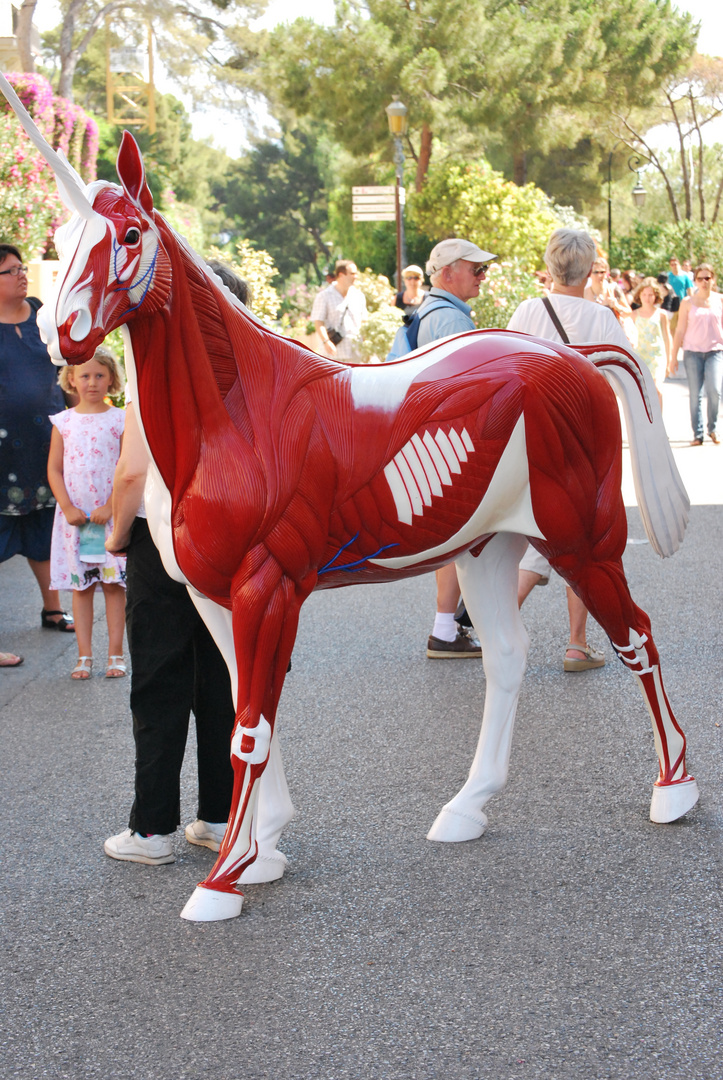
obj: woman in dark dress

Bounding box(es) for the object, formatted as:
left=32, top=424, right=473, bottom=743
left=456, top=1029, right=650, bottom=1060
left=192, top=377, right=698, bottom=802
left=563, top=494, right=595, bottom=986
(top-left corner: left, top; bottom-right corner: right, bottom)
left=0, top=244, right=74, bottom=645
left=394, top=264, right=427, bottom=321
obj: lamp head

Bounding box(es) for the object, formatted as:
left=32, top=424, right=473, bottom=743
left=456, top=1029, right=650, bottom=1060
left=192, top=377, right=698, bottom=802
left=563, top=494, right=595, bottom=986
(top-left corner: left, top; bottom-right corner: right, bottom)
left=385, top=99, right=408, bottom=137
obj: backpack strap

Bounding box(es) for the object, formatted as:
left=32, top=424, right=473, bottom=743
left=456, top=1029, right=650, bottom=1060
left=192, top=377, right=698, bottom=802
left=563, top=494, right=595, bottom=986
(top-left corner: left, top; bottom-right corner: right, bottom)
left=405, top=298, right=460, bottom=351
left=541, top=296, right=570, bottom=344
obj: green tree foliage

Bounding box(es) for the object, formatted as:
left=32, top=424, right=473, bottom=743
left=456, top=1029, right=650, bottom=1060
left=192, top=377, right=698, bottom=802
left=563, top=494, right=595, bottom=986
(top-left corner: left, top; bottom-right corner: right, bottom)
left=251, top=0, right=696, bottom=198
left=410, top=158, right=561, bottom=268
left=42, top=0, right=268, bottom=105
left=91, top=97, right=229, bottom=245
left=611, top=220, right=723, bottom=276
left=610, top=54, right=723, bottom=224
left=206, top=239, right=281, bottom=323
left=327, top=182, right=433, bottom=284
left=212, top=126, right=332, bottom=281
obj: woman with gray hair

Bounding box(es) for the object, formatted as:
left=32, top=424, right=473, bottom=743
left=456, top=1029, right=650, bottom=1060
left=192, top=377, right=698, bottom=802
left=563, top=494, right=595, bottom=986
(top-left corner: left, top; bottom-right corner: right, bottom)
left=507, top=229, right=633, bottom=672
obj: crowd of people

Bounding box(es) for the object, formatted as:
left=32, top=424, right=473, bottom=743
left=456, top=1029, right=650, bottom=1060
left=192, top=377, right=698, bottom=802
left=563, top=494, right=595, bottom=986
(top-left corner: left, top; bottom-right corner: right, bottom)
left=1, top=226, right=720, bottom=867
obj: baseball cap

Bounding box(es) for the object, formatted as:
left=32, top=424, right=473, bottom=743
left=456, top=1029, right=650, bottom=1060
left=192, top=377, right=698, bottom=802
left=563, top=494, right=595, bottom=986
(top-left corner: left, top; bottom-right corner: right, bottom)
left=426, top=239, right=497, bottom=276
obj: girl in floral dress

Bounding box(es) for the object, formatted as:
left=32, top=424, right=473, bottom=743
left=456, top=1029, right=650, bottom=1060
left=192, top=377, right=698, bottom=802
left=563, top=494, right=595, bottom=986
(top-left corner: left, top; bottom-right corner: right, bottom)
left=47, top=348, right=126, bottom=680
left=632, top=277, right=672, bottom=411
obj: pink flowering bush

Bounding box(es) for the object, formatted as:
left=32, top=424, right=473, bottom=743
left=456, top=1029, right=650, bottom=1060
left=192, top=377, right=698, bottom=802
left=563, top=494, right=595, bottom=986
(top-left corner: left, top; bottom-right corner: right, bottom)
left=278, top=282, right=320, bottom=323
left=469, top=259, right=541, bottom=331
left=0, top=73, right=99, bottom=257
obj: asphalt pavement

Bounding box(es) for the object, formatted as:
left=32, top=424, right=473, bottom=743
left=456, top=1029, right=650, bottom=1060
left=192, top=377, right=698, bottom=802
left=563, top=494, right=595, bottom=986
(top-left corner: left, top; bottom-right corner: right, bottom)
left=1, top=378, right=721, bottom=1080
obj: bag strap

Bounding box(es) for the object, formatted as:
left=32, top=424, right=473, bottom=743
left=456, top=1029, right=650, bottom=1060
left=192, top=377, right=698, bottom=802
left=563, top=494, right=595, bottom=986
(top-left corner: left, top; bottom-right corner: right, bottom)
left=405, top=298, right=459, bottom=351
left=541, top=296, right=570, bottom=344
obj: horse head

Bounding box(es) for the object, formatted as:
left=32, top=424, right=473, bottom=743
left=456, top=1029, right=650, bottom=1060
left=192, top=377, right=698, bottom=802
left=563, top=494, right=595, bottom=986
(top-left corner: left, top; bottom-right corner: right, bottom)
left=40, top=132, right=172, bottom=365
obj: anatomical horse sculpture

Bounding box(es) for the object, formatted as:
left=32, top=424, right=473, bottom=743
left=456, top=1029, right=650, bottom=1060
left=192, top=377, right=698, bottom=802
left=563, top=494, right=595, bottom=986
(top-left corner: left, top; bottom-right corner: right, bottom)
left=0, top=75, right=698, bottom=922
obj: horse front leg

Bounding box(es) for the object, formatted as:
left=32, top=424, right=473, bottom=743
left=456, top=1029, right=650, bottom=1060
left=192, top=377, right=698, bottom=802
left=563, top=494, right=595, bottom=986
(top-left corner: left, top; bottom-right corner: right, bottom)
left=185, top=589, right=295, bottom=884
left=427, top=532, right=530, bottom=842
left=181, top=551, right=306, bottom=922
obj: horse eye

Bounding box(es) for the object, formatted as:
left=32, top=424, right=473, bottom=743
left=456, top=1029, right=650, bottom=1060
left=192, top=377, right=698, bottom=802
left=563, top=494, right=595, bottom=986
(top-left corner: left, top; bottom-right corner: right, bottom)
left=124, top=228, right=141, bottom=245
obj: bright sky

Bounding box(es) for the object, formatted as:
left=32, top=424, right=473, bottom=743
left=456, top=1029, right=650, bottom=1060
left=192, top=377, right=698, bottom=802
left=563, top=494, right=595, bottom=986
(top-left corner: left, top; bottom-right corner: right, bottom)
left=32, top=0, right=723, bottom=157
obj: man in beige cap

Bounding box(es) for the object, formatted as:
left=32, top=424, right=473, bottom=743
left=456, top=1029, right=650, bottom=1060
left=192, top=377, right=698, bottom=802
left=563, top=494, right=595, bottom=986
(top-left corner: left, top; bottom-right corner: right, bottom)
left=419, top=238, right=497, bottom=658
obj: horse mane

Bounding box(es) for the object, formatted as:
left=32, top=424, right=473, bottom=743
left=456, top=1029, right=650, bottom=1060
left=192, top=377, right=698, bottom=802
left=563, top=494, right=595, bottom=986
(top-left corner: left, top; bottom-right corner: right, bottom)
left=152, top=215, right=341, bottom=442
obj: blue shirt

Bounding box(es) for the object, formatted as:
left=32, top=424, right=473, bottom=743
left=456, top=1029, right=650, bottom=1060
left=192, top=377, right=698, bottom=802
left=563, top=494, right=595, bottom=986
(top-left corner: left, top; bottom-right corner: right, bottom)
left=668, top=271, right=692, bottom=300
left=416, top=288, right=475, bottom=347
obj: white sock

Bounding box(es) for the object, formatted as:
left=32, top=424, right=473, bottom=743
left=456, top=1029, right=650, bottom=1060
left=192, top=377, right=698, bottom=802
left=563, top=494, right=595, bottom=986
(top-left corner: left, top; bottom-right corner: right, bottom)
left=432, top=612, right=458, bottom=642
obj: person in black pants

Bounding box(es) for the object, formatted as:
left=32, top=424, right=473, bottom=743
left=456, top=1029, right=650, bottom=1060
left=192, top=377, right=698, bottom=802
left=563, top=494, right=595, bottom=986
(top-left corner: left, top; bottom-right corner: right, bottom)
left=103, top=403, right=235, bottom=865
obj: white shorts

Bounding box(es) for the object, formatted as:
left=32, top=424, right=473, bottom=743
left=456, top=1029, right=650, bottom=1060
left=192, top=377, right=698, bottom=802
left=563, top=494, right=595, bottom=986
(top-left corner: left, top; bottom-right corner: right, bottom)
left=519, top=544, right=551, bottom=584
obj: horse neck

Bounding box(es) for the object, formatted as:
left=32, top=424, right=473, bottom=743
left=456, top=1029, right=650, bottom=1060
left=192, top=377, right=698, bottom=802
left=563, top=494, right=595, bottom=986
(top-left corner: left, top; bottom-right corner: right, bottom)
left=127, top=219, right=337, bottom=506
left=128, top=223, right=255, bottom=499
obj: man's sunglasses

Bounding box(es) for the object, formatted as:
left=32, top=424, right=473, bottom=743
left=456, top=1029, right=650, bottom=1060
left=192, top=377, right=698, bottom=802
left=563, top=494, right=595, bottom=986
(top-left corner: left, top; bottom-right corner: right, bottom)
left=0, top=264, right=28, bottom=277
left=472, top=264, right=490, bottom=277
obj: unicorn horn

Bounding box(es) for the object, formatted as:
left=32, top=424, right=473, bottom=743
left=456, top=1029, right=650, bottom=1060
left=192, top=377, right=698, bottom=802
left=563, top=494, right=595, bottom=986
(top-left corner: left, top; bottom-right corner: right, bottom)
left=0, top=72, right=95, bottom=220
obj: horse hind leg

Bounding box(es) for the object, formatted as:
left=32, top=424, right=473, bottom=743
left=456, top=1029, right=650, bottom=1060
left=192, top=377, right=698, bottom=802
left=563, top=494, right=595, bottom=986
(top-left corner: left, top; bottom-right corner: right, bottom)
left=427, top=532, right=530, bottom=842
left=558, top=555, right=699, bottom=823
left=612, top=628, right=699, bottom=822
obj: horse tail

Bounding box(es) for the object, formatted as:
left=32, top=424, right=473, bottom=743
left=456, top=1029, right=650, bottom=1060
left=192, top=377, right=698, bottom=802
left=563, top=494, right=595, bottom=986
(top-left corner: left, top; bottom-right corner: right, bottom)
left=574, top=344, right=689, bottom=558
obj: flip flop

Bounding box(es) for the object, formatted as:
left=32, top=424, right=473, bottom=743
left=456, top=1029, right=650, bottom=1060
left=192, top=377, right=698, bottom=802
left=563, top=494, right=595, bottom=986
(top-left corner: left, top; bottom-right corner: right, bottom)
left=0, top=651, right=23, bottom=667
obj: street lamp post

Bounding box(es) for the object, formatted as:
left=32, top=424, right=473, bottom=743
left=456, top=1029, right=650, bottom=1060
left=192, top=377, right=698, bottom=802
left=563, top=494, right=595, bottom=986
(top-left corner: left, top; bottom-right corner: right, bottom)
left=385, top=99, right=408, bottom=289
left=607, top=151, right=648, bottom=256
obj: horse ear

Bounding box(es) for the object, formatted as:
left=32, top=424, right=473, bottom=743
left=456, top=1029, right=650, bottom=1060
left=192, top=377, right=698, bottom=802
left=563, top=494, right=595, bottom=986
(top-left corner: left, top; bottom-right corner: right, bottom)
left=116, top=131, right=154, bottom=215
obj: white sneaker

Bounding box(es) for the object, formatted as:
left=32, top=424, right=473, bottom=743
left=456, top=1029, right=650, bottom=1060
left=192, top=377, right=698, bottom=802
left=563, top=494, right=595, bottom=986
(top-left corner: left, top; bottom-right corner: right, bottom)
left=104, top=828, right=174, bottom=865
left=184, top=819, right=227, bottom=852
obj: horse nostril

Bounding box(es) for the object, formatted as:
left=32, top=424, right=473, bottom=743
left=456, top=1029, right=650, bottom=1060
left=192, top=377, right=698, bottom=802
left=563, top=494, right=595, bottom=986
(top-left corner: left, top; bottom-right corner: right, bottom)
left=69, top=307, right=92, bottom=342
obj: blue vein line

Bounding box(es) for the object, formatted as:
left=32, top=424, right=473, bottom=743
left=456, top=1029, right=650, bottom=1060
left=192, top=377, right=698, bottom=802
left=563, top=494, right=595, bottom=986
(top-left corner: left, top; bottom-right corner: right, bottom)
left=318, top=540, right=399, bottom=575
left=110, top=239, right=157, bottom=312
left=318, top=532, right=359, bottom=574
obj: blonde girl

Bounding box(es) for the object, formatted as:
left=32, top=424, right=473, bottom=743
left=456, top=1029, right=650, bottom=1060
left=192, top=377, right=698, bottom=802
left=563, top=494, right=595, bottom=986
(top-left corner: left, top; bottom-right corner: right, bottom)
left=47, top=348, right=127, bottom=679
left=631, top=277, right=672, bottom=410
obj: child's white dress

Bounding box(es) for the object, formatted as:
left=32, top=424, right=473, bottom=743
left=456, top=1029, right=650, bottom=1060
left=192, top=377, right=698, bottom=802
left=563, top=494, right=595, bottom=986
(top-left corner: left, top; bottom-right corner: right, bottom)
left=49, top=406, right=127, bottom=590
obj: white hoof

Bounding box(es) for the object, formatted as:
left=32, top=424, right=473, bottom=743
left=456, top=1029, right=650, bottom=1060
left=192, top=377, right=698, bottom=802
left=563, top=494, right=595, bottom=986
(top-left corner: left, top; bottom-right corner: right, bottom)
left=238, top=849, right=288, bottom=884
left=180, top=884, right=244, bottom=922
left=427, top=805, right=488, bottom=843
left=649, top=777, right=700, bottom=823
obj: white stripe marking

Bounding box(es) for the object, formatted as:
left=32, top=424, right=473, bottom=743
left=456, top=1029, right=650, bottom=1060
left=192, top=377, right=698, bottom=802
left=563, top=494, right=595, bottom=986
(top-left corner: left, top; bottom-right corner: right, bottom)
left=449, top=427, right=467, bottom=462
left=373, top=415, right=544, bottom=568
left=423, top=430, right=451, bottom=486
left=461, top=428, right=474, bottom=453
left=402, top=444, right=432, bottom=506
left=435, top=429, right=461, bottom=474
left=383, top=461, right=413, bottom=525
left=412, top=434, right=443, bottom=497
left=394, top=452, right=424, bottom=517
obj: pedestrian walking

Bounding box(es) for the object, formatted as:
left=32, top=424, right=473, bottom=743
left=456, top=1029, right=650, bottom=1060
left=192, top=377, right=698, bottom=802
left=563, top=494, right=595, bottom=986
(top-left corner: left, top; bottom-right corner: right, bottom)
left=670, top=263, right=723, bottom=445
